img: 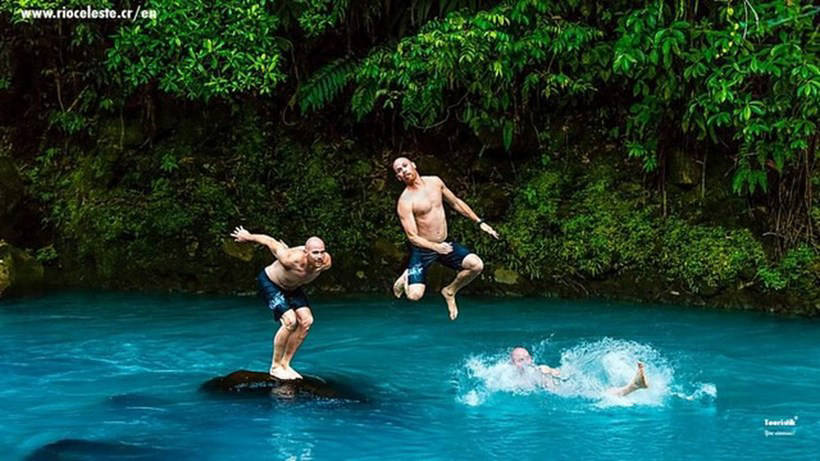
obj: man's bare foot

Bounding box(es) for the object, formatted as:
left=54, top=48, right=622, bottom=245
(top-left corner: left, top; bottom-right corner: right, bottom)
left=607, top=363, right=648, bottom=397
left=632, top=362, right=648, bottom=389
left=441, top=287, right=458, bottom=320
left=286, top=366, right=303, bottom=380
left=393, top=271, right=407, bottom=298
left=269, top=365, right=291, bottom=380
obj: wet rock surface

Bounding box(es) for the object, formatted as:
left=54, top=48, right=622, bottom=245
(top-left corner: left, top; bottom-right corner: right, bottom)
left=200, top=369, right=366, bottom=401
left=26, top=439, right=172, bottom=460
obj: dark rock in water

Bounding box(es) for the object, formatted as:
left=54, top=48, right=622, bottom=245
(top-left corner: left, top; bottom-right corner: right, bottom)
left=26, top=439, right=164, bottom=460
left=201, top=370, right=365, bottom=401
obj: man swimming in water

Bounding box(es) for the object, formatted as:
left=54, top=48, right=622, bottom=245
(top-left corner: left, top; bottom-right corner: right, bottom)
left=391, top=156, right=500, bottom=320
left=511, top=347, right=649, bottom=396
left=230, top=226, right=332, bottom=380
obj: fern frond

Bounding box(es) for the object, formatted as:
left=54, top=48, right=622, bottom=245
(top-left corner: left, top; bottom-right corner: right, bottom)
left=297, top=56, right=360, bottom=114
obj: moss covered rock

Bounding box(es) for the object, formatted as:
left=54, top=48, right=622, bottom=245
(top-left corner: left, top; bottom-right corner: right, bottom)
left=0, top=240, right=45, bottom=297
left=494, top=267, right=520, bottom=285
left=221, top=238, right=255, bottom=262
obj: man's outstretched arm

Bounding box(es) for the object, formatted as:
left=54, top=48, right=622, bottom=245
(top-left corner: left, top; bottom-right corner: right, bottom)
left=439, top=178, right=500, bottom=239
left=230, top=225, right=290, bottom=261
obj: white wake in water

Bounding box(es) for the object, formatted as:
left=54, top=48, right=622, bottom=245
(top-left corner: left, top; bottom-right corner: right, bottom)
left=455, top=337, right=716, bottom=408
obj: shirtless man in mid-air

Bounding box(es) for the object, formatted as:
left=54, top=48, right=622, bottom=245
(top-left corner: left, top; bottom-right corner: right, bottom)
left=391, top=156, right=500, bottom=320
left=511, top=347, right=649, bottom=396
left=230, top=226, right=332, bottom=380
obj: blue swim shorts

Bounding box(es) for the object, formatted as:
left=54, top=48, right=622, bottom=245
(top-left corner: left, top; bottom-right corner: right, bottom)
left=406, top=240, right=472, bottom=285
left=257, top=269, right=310, bottom=322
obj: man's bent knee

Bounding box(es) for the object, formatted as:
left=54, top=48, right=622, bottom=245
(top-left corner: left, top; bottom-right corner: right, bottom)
left=406, top=284, right=426, bottom=301
left=463, top=254, right=484, bottom=273
left=299, top=316, right=314, bottom=331
left=280, top=311, right=298, bottom=331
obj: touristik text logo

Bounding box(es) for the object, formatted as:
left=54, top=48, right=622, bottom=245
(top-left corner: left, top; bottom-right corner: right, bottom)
left=763, top=416, right=797, bottom=437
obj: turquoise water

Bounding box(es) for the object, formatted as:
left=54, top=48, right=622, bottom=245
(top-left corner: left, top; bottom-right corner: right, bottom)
left=1, top=292, right=818, bottom=460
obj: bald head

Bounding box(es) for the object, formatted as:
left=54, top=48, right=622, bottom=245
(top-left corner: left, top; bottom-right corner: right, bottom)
left=392, top=156, right=411, bottom=169
left=304, top=236, right=327, bottom=267
left=305, top=236, right=325, bottom=250
left=510, top=347, right=533, bottom=368
left=392, top=156, right=418, bottom=184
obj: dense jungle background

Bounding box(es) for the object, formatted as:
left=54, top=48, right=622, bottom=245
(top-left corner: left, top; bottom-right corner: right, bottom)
left=0, top=0, right=817, bottom=313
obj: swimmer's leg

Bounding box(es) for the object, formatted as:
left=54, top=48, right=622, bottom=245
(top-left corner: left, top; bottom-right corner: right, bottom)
left=280, top=307, right=313, bottom=379
left=270, top=310, right=298, bottom=380
left=441, top=254, right=484, bottom=320
left=393, top=270, right=408, bottom=298
left=609, top=362, right=649, bottom=397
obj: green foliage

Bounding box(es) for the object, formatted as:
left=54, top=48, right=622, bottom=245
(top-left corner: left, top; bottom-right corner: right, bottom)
left=500, top=166, right=566, bottom=278
left=293, top=0, right=349, bottom=38
left=272, top=140, right=351, bottom=245
left=289, top=0, right=497, bottom=41
left=614, top=1, right=818, bottom=195
left=659, top=221, right=765, bottom=293
left=0, top=42, right=10, bottom=91
left=757, top=245, right=819, bottom=292
left=492, top=157, right=770, bottom=294
left=34, top=245, right=58, bottom=263
left=813, top=172, right=820, bottom=230
left=500, top=162, right=660, bottom=280
left=106, top=0, right=286, bottom=99
left=268, top=138, right=401, bottom=261
left=344, top=0, right=605, bottom=148
left=24, top=110, right=262, bottom=278
left=559, top=169, right=657, bottom=279
left=22, top=102, right=405, bottom=281
left=48, top=109, right=87, bottom=135
left=295, top=0, right=818, bottom=193
left=297, top=56, right=360, bottom=113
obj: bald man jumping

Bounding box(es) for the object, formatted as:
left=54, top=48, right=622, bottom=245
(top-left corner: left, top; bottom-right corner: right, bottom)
left=391, top=156, right=500, bottom=320
left=230, top=226, right=332, bottom=380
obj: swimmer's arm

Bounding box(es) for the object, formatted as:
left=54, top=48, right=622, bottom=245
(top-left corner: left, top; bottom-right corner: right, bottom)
left=538, top=365, right=561, bottom=377
left=397, top=198, right=444, bottom=251
left=439, top=178, right=500, bottom=240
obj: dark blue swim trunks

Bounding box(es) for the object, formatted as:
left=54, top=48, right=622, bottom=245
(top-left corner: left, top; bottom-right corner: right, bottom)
left=406, top=240, right=472, bottom=285
left=257, top=269, right=310, bottom=322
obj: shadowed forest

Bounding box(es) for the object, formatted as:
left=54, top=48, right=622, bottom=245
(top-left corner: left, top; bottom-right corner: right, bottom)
left=0, top=0, right=817, bottom=313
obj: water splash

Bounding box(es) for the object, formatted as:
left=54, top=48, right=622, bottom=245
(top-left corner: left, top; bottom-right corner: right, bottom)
left=671, top=383, right=718, bottom=401
left=455, top=337, right=716, bottom=408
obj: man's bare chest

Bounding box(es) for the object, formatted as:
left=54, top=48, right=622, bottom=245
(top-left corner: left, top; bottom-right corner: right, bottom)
left=408, top=187, right=443, bottom=216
